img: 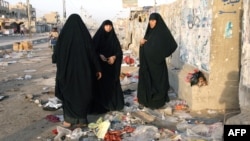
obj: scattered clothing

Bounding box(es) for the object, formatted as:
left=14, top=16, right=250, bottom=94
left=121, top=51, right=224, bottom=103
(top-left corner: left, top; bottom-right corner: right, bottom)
left=45, top=115, right=60, bottom=123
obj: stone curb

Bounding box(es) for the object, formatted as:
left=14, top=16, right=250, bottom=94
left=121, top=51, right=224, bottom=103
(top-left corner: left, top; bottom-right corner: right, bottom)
left=0, top=37, right=49, bottom=50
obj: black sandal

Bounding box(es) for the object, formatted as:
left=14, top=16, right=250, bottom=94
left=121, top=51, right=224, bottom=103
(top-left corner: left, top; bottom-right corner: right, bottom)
left=75, top=123, right=87, bottom=128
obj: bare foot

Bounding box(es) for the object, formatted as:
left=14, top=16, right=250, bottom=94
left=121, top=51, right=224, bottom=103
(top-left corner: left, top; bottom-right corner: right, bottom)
left=62, top=121, right=71, bottom=127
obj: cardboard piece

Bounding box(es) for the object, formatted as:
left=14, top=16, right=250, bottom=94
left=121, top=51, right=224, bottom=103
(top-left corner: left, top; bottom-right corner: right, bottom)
left=13, top=42, right=20, bottom=51
left=131, top=111, right=156, bottom=123
left=20, top=41, right=33, bottom=51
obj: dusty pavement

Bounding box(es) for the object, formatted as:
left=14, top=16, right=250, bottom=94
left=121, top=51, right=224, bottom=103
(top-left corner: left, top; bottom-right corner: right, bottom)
left=0, top=42, right=226, bottom=141
left=0, top=43, right=62, bottom=141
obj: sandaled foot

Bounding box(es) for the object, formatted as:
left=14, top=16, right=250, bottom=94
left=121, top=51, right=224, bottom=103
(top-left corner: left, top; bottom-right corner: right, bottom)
left=76, top=123, right=87, bottom=128
left=60, top=123, right=77, bottom=130
left=76, top=119, right=88, bottom=128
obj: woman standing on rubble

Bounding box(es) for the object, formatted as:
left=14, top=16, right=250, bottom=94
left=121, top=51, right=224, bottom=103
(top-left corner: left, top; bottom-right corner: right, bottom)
left=89, top=20, right=124, bottom=114
left=52, top=14, right=102, bottom=128
left=137, top=13, right=177, bottom=109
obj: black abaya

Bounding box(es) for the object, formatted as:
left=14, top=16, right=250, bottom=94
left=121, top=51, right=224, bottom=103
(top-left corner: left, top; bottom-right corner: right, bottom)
left=137, top=13, right=177, bottom=109
left=90, top=20, right=124, bottom=114
left=53, top=14, right=101, bottom=124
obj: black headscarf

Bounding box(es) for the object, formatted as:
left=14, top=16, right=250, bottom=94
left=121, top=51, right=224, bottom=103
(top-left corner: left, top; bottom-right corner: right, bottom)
left=144, top=12, right=177, bottom=60
left=137, top=13, right=177, bottom=109
left=92, top=19, right=122, bottom=81
left=53, top=14, right=101, bottom=119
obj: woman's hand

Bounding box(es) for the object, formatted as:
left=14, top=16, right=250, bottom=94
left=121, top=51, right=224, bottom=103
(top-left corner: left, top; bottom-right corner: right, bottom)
left=107, top=56, right=116, bottom=65
left=96, top=72, right=102, bottom=80
left=140, top=39, right=147, bottom=47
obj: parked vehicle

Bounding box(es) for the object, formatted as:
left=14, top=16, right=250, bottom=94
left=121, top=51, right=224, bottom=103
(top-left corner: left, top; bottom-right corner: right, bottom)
left=1, top=21, right=15, bottom=36
left=3, top=29, right=14, bottom=35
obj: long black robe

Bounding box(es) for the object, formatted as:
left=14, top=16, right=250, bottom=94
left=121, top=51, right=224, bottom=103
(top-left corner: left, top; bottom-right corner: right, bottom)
left=90, top=20, right=124, bottom=114
left=52, top=14, right=101, bottom=123
left=137, top=13, right=177, bottom=109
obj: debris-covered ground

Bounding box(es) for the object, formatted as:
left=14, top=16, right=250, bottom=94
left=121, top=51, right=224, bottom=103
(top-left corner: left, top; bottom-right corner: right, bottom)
left=0, top=42, right=225, bottom=141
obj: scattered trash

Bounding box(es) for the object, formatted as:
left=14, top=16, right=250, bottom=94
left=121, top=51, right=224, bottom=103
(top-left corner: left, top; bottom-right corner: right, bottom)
left=0, top=95, right=9, bottom=101
left=123, top=89, right=136, bottom=95
left=127, top=125, right=160, bottom=141
left=34, top=99, right=40, bottom=104
left=8, top=60, right=17, bottom=64
left=3, top=54, right=10, bottom=59
left=124, top=55, right=135, bottom=66
left=54, top=126, right=71, bottom=141
left=88, top=117, right=111, bottom=139
left=24, top=74, right=32, bottom=80
left=42, top=87, right=49, bottom=91
left=96, top=120, right=111, bottom=139
left=0, top=62, right=8, bottom=66
left=186, top=69, right=208, bottom=87
left=24, top=69, right=37, bottom=73
left=131, top=111, right=156, bottom=123
left=15, top=74, right=32, bottom=80
left=45, top=115, right=60, bottom=123
left=43, top=97, right=62, bottom=111
left=25, top=94, right=34, bottom=100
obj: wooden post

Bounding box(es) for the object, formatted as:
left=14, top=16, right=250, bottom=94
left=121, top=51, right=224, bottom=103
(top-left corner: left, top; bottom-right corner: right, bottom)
left=26, top=0, right=31, bottom=38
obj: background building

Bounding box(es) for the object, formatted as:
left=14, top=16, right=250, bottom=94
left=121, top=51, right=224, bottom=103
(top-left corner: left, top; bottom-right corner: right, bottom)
left=0, top=1, right=37, bottom=34
left=0, top=0, right=9, bottom=34
left=43, top=11, right=60, bottom=32
left=0, top=0, right=9, bottom=18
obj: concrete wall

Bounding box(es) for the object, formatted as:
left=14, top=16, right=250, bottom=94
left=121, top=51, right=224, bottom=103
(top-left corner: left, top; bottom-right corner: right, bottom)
left=125, top=0, right=249, bottom=111
left=239, top=0, right=250, bottom=108
left=171, top=0, right=242, bottom=110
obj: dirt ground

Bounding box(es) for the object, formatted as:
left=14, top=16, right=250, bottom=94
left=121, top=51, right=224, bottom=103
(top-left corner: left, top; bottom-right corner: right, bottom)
left=0, top=43, right=62, bottom=141
left=0, top=42, right=226, bottom=141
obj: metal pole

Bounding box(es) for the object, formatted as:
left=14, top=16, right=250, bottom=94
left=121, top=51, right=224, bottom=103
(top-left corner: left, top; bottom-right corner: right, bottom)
left=26, top=0, right=31, bottom=38
left=63, top=0, right=66, bottom=23
left=154, top=0, right=157, bottom=12
left=80, top=6, right=83, bottom=19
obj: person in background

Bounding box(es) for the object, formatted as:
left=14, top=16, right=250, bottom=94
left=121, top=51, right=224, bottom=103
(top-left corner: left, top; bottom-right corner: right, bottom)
left=49, top=27, right=59, bottom=50
left=20, top=25, right=25, bottom=36
left=137, top=12, right=177, bottom=109
left=89, top=20, right=124, bottom=114
left=52, top=14, right=102, bottom=128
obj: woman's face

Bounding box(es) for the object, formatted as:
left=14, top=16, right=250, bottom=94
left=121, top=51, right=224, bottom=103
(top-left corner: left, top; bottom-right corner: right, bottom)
left=104, top=24, right=112, bottom=32
left=149, top=19, right=157, bottom=29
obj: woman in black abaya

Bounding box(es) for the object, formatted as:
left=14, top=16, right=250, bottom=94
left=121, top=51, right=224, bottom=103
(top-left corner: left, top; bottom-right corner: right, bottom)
left=52, top=14, right=102, bottom=128
left=90, top=20, right=124, bottom=114
left=137, top=13, right=177, bottom=109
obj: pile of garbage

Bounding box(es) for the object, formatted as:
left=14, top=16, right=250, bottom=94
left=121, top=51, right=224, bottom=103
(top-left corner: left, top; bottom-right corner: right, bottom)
left=45, top=90, right=223, bottom=141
